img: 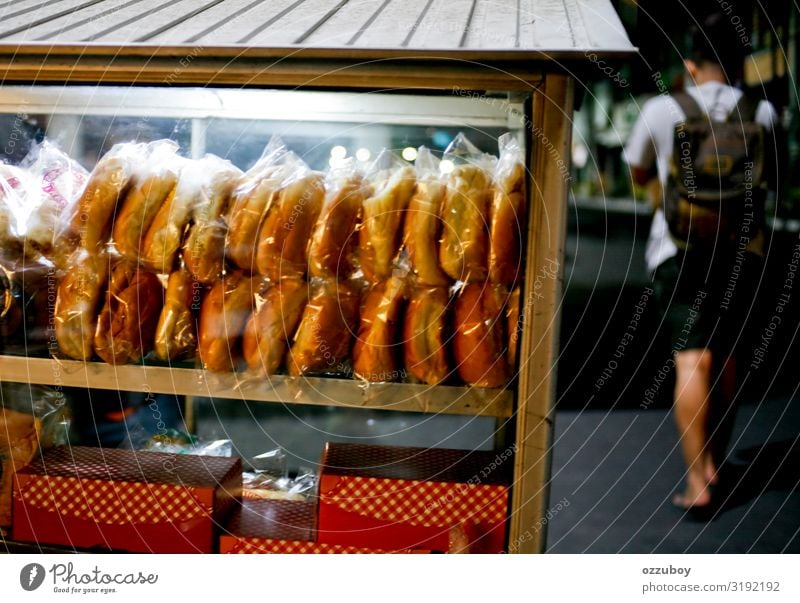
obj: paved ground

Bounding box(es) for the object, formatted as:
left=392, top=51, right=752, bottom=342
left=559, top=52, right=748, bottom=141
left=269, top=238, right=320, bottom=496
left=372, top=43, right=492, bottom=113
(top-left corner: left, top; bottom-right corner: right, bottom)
left=546, top=395, right=800, bottom=553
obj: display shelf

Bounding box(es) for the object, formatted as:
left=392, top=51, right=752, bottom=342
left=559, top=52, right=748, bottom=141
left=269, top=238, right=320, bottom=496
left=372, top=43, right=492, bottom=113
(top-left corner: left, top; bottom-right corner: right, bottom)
left=0, top=356, right=513, bottom=418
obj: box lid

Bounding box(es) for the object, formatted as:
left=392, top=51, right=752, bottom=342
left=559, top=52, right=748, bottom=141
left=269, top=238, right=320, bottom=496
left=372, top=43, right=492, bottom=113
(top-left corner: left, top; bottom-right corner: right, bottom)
left=18, top=446, right=241, bottom=489
left=225, top=500, right=315, bottom=542
left=321, top=443, right=512, bottom=486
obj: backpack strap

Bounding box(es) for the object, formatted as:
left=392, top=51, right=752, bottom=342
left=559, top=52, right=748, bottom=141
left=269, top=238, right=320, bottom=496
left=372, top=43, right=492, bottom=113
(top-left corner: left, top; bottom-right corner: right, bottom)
left=728, top=94, right=757, bottom=123
left=672, top=92, right=704, bottom=122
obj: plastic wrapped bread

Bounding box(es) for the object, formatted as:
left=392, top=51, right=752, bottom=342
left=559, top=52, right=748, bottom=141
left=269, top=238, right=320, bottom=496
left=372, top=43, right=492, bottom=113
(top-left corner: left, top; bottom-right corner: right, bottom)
left=243, top=278, right=308, bottom=375
left=112, top=140, right=181, bottom=263
left=403, top=147, right=450, bottom=287
left=358, top=151, right=416, bottom=282
left=287, top=279, right=359, bottom=376
left=489, top=134, right=527, bottom=286
left=308, top=162, right=368, bottom=279
left=403, top=286, right=450, bottom=385
left=352, top=275, right=406, bottom=382
left=154, top=266, right=199, bottom=361
left=54, top=248, right=109, bottom=360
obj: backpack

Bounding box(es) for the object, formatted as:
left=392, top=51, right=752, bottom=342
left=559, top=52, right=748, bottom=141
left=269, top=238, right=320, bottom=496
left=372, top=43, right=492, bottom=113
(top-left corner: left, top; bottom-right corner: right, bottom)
left=664, top=92, right=767, bottom=250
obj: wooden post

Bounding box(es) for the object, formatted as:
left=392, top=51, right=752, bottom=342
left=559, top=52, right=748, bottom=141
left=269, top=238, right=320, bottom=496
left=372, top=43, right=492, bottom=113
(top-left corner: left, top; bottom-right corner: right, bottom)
left=509, top=73, right=574, bottom=554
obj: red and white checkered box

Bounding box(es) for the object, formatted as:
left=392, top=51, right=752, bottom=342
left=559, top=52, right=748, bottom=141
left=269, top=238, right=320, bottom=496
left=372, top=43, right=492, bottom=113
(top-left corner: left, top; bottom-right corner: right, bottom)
left=12, top=446, right=241, bottom=553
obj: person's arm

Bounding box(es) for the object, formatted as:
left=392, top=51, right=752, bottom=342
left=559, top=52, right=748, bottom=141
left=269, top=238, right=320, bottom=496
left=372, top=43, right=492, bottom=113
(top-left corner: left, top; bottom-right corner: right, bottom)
left=623, top=99, right=663, bottom=209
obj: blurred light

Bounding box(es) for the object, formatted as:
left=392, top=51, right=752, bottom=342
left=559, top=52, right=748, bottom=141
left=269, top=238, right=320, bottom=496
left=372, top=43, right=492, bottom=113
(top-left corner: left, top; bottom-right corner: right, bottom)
left=440, top=159, right=455, bottom=174
left=330, top=145, right=347, bottom=159
left=432, top=130, right=452, bottom=149
left=401, top=146, right=418, bottom=162
left=356, top=147, right=371, bottom=162
left=329, top=156, right=347, bottom=168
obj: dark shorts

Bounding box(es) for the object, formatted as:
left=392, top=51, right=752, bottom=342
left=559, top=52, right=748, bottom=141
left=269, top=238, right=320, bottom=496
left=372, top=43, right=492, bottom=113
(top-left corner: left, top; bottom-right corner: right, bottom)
left=652, top=249, right=762, bottom=356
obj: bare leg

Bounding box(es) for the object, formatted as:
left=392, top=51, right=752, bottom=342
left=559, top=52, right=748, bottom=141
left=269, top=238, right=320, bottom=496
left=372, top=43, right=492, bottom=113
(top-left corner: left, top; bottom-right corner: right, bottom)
left=672, top=348, right=714, bottom=508
left=706, top=355, right=737, bottom=485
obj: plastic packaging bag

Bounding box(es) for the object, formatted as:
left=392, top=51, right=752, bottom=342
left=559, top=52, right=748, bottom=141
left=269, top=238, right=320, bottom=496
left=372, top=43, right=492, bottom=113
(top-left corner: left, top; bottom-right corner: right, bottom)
left=112, top=139, right=182, bottom=264
left=0, top=163, right=40, bottom=259
left=358, top=150, right=416, bottom=282
left=182, top=155, right=243, bottom=284
left=142, top=154, right=242, bottom=275
left=0, top=255, right=54, bottom=357
left=243, top=448, right=316, bottom=501
left=254, top=152, right=325, bottom=280
left=489, top=134, right=527, bottom=286
left=308, top=159, right=369, bottom=279
left=404, top=147, right=450, bottom=287
left=403, top=285, right=451, bottom=385
left=0, top=383, right=70, bottom=529
left=439, top=133, right=496, bottom=283
left=154, top=264, right=199, bottom=362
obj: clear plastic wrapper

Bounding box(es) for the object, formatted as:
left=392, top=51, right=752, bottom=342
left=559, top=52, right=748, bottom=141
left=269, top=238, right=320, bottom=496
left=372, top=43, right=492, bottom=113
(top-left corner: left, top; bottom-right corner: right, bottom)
left=489, top=134, right=527, bottom=286
left=439, top=133, right=496, bottom=282
left=93, top=260, right=164, bottom=365
left=69, top=141, right=147, bottom=251
left=19, top=141, right=89, bottom=264
left=0, top=255, right=53, bottom=356
left=243, top=277, right=308, bottom=376
left=182, top=156, right=243, bottom=284
left=198, top=271, right=263, bottom=372
left=112, top=139, right=182, bottom=263
left=225, top=137, right=289, bottom=272
left=53, top=247, right=110, bottom=361
left=255, top=153, right=325, bottom=280
left=142, top=154, right=241, bottom=275
left=0, top=383, right=70, bottom=529
left=154, top=265, right=199, bottom=362
left=352, top=275, right=407, bottom=383
left=308, top=160, right=369, bottom=279
left=0, top=163, right=40, bottom=259
left=136, top=429, right=233, bottom=457
left=287, top=278, right=360, bottom=376
left=358, top=150, right=416, bottom=282
left=403, top=286, right=451, bottom=385
left=404, top=147, right=450, bottom=287
left=243, top=448, right=316, bottom=501
left=453, top=282, right=511, bottom=388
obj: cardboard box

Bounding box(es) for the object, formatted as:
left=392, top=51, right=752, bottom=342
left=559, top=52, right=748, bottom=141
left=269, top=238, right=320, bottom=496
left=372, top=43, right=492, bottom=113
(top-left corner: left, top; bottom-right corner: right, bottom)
left=220, top=499, right=427, bottom=554
left=12, top=446, right=241, bottom=553
left=318, top=443, right=512, bottom=553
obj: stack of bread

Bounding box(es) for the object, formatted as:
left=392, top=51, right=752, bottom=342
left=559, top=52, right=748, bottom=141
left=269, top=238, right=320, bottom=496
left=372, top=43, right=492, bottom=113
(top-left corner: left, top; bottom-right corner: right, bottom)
left=50, top=134, right=528, bottom=389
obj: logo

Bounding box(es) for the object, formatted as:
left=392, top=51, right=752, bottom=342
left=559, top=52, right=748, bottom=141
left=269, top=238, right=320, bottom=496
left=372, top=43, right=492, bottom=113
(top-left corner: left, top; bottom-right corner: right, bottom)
left=20, top=563, right=46, bottom=591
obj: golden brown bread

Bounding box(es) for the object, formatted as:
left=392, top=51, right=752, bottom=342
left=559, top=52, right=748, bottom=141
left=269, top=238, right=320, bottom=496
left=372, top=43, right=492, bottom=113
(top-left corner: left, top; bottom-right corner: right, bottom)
left=113, top=171, right=179, bottom=263
left=439, top=164, right=492, bottom=282
left=287, top=279, right=359, bottom=376
left=507, top=286, right=521, bottom=369
left=255, top=173, right=325, bottom=280
left=225, top=166, right=283, bottom=272
left=182, top=162, right=242, bottom=284
left=359, top=166, right=415, bottom=282
left=154, top=267, right=199, bottom=361
left=70, top=148, right=140, bottom=250
left=243, top=278, right=308, bottom=375
left=94, top=262, right=164, bottom=365
left=352, top=276, right=406, bottom=382
left=403, top=176, right=450, bottom=286
left=198, top=271, right=260, bottom=372
left=0, top=408, right=41, bottom=527
left=403, top=286, right=450, bottom=385
left=54, top=249, right=109, bottom=360
left=489, top=160, right=526, bottom=285
left=453, top=282, right=510, bottom=388
left=308, top=173, right=368, bottom=278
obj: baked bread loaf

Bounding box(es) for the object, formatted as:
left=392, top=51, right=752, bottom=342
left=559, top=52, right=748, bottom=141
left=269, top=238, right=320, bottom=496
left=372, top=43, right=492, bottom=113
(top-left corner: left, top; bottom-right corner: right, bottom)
left=198, top=271, right=260, bottom=372
left=403, top=175, right=449, bottom=286
left=94, top=262, right=163, bottom=364
left=255, top=172, right=325, bottom=280
left=54, top=249, right=109, bottom=360
left=243, top=278, right=308, bottom=375
left=352, top=276, right=406, bottom=382
left=308, top=172, right=368, bottom=278
left=489, top=158, right=526, bottom=285
left=287, top=279, right=359, bottom=376
left=182, top=159, right=242, bottom=284
left=359, top=165, right=415, bottom=282
left=154, top=267, right=199, bottom=361
left=453, top=282, right=510, bottom=387
left=403, top=286, right=450, bottom=385
left=439, top=164, right=492, bottom=282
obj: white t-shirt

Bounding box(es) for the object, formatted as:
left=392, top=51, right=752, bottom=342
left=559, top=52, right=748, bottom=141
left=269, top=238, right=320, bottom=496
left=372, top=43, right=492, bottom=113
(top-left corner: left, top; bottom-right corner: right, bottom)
left=623, top=81, right=778, bottom=272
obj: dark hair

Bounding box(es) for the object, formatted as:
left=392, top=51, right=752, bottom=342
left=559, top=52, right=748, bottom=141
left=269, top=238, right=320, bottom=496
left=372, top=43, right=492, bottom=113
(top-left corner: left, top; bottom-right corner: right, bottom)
left=689, top=12, right=747, bottom=82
